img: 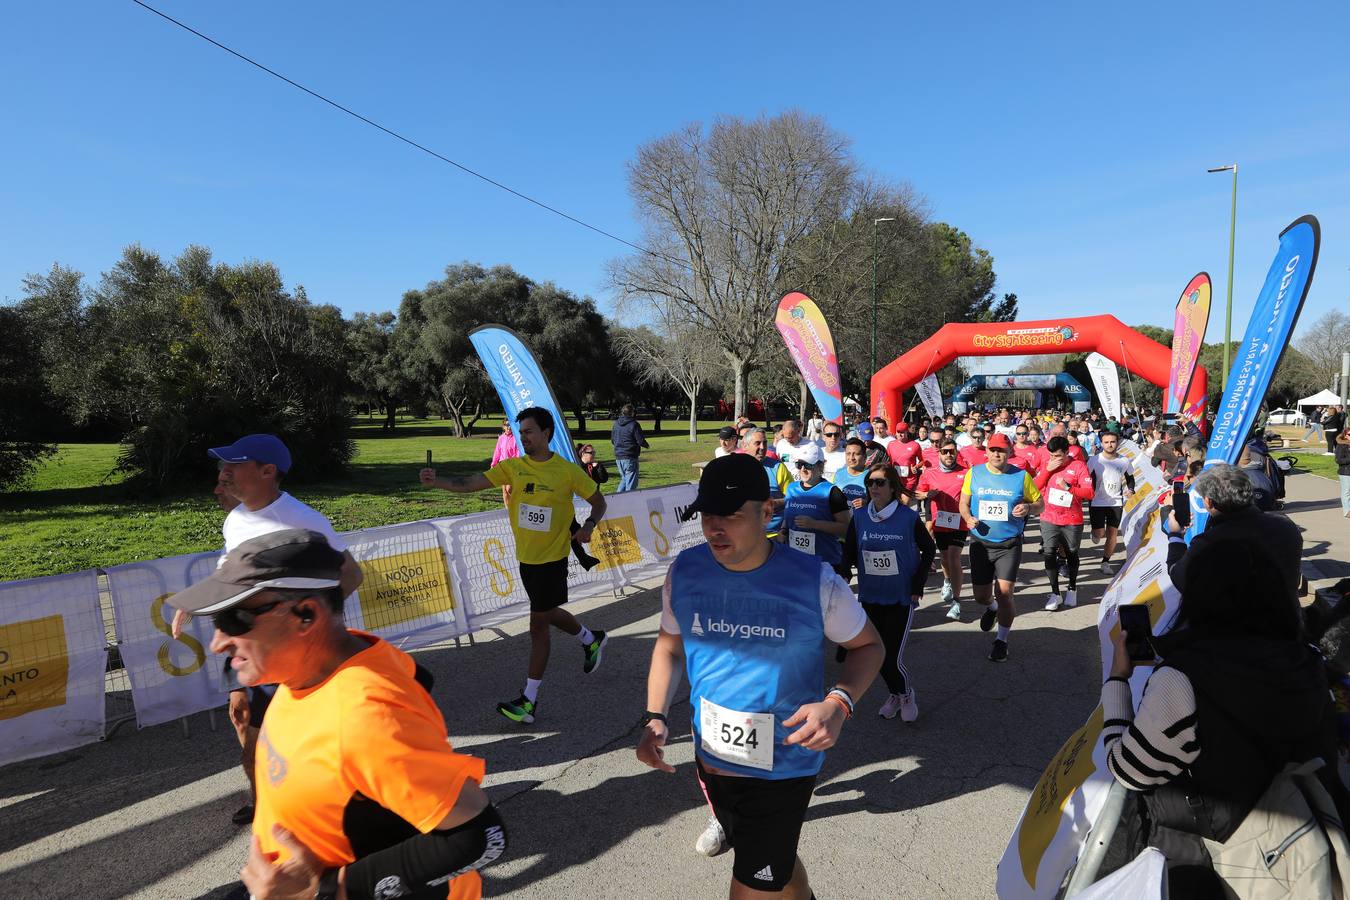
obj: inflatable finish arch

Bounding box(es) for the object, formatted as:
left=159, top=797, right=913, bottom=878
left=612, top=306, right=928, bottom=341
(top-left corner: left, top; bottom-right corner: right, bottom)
left=950, top=372, right=1091, bottom=414
left=870, top=315, right=1208, bottom=422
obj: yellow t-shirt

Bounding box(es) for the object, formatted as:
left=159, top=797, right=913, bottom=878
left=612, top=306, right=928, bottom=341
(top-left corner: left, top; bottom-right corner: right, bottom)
left=485, top=453, right=600, bottom=564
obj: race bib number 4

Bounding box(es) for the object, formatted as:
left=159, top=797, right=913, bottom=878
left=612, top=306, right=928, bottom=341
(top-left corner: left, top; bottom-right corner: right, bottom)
left=862, top=549, right=899, bottom=576
left=978, top=500, right=1010, bottom=522
left=700, top=697, right=773, bottom=771
left=788, top=530, right=816, bottom=555
left=517, top=503, right=553, bottom=532
left=934, top=510, right=962, bottom=530
left=1048, top=487, right=1075, bottom=509
left=895, top=465, right=910, bottom=476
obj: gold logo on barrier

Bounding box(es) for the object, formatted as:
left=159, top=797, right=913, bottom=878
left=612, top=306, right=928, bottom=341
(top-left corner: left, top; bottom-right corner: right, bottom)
left=0, top=615, right=71, bottom=720
left=592, top=516, right=643, bottom=570
left=151, top=594, right=206, bottom=677
left=1018, top=704, right=1105, bottom=887
left=356, top=547, right=456, bottom=629
left=649, top=511, right=671, bottom=557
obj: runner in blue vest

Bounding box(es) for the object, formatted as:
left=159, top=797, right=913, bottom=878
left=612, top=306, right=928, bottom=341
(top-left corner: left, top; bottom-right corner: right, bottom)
left=637, top=453, right=883, bottom=899
left=959, top=433, right=1043, bottom=662
left=832, top=438, right=870, bottom=512
left=742, top=428, right=791, bottom=537
left=780, top=443, right=851, bottom=578
left=843, top=463, right=936, bottom=721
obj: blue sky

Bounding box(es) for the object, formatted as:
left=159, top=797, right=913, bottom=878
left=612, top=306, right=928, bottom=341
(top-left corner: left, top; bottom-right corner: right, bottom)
left=3, top=2, right=1347, bottom=378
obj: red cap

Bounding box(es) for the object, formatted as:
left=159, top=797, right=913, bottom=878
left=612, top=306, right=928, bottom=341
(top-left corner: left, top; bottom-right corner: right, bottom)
left=986, top=433, right=1012, bottom=451
left=895, top=421, right=909, bottom=432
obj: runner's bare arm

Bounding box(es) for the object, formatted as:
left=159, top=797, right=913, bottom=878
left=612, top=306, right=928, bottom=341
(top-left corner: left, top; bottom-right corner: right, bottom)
left=637, top=629, right=685, bottom=773
left=419, top=469, right=493, bottom=492
left=959, top=491, right=979, bottom=530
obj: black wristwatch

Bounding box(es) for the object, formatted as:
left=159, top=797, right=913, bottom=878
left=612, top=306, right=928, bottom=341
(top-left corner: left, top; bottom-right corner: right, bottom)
left=585, top=517, right=598, bottom=526
left=641, top=711, right=668, bottom=725
left=315, top=867, right=340, bottom=900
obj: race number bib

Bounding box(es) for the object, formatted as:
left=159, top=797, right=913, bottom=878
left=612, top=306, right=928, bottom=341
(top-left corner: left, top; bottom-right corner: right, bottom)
left=1048, top=488, right=1075, bottom=508
left=1104, top=478, right=1123, bottom=498
left=934, top=510, right=962, bottom=530
left=700, top=697, right=773, bottom=771
left=788, top=530, right=816, bottom=554
left=895, top=465, right=910, bottom=476
left=862, top=549, right=899, bottom=576
left=978, top=500, right=1010, bottom=522
left=517, top=502, right=553, bottom=532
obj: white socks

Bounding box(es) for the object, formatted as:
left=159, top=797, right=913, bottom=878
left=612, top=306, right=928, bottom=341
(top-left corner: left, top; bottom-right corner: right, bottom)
left=576, top=625, right=595, bottom=646
left=996, top=625, right=1011, bottom=641
left=524, top=678, right=542, bottom=702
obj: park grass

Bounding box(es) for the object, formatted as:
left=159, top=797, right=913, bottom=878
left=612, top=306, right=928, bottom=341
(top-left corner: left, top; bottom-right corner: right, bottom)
left=0, top=417, right=718, bottom=582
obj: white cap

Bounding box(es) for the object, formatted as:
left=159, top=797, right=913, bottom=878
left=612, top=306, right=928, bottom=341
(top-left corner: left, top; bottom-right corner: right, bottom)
left=793, top=443, right=824, bottom=466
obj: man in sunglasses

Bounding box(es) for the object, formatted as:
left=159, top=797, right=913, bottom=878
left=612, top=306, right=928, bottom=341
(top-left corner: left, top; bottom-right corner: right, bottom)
left=870, top=416, right=896, bottom=449
left=914, top=438, right=969, bottom=621
left=885, top=421, right=925, bottom=503
left=820, top=424, right=846, bottom=481
left=1011, top=425, right=1039, bottom=475
left=169, top=529, right=506, bottom=900
left=959, top=434, right=1044, bottom=662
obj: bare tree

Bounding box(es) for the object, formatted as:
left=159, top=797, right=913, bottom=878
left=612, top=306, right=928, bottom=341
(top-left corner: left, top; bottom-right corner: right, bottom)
left=613, top=320, right=720, bottom=442
left=609, top=112, right=854, bottom=418
left=1295, top=309, right=1350, bottom=387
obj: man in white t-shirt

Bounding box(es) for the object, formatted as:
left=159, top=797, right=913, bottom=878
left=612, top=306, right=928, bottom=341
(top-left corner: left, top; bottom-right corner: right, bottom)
left=820, top=422, right=847, bottom=481
left=714, top=425, right=739, bottom=459
left=774, top=419, right=819, bottom=467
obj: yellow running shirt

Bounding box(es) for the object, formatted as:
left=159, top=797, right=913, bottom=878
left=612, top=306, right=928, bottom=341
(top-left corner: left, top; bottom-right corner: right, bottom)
left=485, top=453, right=600, bottom=564
left=254, top=631, right=486, bottom=899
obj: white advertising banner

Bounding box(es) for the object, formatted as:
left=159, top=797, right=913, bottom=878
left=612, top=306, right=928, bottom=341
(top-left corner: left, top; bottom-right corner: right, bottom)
left=1085, top=353, right=1122, bottom=421
left=997, top=452, right=1174, bottom=896
left=344, top=521, right=463, bottom=652
left=106, top=551, right=230, bottom=729
left=915, top=374, right=944, bottom=420
left=0, top=570, right=108, bottom=765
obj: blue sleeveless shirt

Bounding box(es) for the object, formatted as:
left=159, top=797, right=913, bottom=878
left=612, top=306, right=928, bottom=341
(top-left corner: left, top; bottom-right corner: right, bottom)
left=853, top=504, right=920, bottom=606
left=968, top=464, right=1030, bottom=544
left=782, top=480, right=843, bottom=564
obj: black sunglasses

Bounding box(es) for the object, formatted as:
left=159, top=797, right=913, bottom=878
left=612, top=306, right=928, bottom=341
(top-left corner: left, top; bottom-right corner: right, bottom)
left=795, top=460, right=818, bottom=469
left=213, top=597, right=294, bottom=637
left=939, top=448, right=957, bottom=453
left=866, top=478, right=890, bottom=487
left=823, top=431, right=841, bottom=437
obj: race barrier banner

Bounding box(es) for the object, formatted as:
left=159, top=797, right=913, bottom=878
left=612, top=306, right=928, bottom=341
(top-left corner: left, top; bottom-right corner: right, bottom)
left=1167, top=272, right=1211, bottom=417
left=1084, top=353, right=1121, bottom=421
left=775, top=292, right=844, bottom=424
left=106, top=552, right=229, bottom=729
left=470, top=324, right=578, bottom=463
left=0, top=483, right=703, bottom=766
left=914, top=374, right=944, bottom=420
left=0, top=570, right=108, bottom=766
left=998, top=444, right=1174, bottom=897
left=1189, top=215, right=1320, bottom=540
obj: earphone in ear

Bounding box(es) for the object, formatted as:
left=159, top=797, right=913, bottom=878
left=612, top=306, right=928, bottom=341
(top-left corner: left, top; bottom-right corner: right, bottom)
left=294, top=606, right=314, bottom=624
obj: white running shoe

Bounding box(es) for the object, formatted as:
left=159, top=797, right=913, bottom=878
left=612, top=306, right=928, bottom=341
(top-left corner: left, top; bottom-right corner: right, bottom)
left=899, top=689, right=919, bottom=722
left=1100, top=560, right=1115, bottom=576
left=879, top=693, right=904, bottom=719
left=694, top=814, right=729, bottom=857
left=946, top=600, right=962, bottom=621
left=940, top=580, right=953, bottom=603
left=1063, top=589, right=1078, bottom=608
left=1044, top=593, right=1063, bottom=611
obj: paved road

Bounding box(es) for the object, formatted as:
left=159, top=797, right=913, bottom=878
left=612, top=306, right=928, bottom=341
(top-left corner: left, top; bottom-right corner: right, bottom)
left=2, top=470, right=1344, bottom=899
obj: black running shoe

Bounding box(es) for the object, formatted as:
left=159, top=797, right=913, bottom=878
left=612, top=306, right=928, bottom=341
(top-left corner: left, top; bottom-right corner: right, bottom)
left=989, top=639, right=1009, bottom=662
left=231, top=804, right=254, bottom=826
left=979, top=605, right=997, bottom=632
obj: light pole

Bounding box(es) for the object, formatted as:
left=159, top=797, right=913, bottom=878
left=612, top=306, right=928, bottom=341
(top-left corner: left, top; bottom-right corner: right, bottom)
left=871, top=216, right=896, bottom=390
left=1207, top=164, right=1238, bottom=388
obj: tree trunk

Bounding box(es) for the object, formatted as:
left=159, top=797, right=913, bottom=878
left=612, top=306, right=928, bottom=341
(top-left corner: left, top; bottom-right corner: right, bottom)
left=652, top=406, right=664, bottom=434
left=797, top=375, right=810, bottom=422
left=686, top=386, right=699, bottom=442
left=574, top=407, right=587, bottom=436
left=464, top=402, right=484, bottom=437
left=731, top=354, right=750, bottom=420
left=382, top=398, right=397, bottom=431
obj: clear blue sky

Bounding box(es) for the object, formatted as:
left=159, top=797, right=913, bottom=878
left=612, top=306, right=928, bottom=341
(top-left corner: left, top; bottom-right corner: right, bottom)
left=3, top=2, right=1347, bottom=378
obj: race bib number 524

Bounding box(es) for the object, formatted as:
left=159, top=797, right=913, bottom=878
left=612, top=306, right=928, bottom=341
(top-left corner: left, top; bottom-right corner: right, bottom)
left=700, top=697, right=773, bottom=771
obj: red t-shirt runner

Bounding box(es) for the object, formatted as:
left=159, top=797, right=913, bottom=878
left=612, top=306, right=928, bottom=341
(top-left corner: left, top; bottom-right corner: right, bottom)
left=1033, top=457, right=1094, bottom=525
left=1011, top=443, right=1039, bottom=475
left=917, top=463, right=969, bottom=532
left=886, top=438, right=924, bottom=490
left=959, top=445, right=988, bottom=469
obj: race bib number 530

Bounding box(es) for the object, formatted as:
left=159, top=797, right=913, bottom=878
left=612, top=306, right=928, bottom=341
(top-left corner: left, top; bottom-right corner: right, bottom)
left=700, top=697, right=773, bottom=771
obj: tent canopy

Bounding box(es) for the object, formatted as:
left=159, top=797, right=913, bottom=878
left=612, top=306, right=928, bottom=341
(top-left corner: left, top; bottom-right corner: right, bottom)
left=1297, top=389, right=1341, bottom=407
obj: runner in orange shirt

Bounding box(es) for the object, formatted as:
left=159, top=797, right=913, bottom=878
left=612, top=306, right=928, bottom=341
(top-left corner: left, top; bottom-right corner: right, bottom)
left=169, top=530, right=507, bottom=900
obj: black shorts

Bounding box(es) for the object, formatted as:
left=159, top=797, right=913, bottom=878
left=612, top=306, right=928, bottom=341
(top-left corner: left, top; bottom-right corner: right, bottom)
left=935, top=530, right=968, bottom=550
left=1040, top=521, right=1083, bottom=555
left=969, top=537, right=1022, bottom=585
left=519, top=558, right=569, bottom=612
left=1089, top=506, right=1122, bottom=530
left=697, top=759, right=816, bottom=892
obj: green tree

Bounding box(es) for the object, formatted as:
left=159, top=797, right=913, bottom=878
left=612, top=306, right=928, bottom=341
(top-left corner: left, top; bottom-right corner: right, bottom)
left=0, top=305, right=57, bottom=489
left=347, top=311, right=408, bottom=429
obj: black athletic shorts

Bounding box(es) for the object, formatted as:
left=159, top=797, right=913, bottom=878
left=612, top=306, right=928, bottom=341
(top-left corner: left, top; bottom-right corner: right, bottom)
left=969, top=537, right=1022, bottom=585
left=1040, top=521, right=1082, bottom=555
left=935, top=530, right=968, bottom=550
left=697, top=759, right=816, bottom=892
left=1089, top=506, right=1122, bottom=530
left=519, top=558, right=569, bottom=612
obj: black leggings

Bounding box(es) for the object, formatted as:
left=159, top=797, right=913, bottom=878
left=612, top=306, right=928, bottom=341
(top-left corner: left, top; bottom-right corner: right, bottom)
left=861, top=601, right=914, bottom=695
left=1043, top=551, right=1080, bottom=593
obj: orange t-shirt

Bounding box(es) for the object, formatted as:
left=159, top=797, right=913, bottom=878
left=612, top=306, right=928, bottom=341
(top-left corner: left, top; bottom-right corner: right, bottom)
left=254, top=631, right=486, bottom=899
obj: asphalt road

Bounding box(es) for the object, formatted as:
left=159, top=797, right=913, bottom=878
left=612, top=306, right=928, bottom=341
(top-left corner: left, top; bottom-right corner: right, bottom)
left=2, top=471, right=1341, bottom=899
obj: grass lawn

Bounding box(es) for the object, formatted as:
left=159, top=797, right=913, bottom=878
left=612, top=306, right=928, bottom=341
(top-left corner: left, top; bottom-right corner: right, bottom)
left=1263, top=426, right=1339, bottom=479
left=0, top=416, right=720, bottom=582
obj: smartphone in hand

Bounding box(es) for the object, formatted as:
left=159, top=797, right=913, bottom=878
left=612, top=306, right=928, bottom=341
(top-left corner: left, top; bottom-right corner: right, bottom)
left=1118, top=604, right=1156, bottom=663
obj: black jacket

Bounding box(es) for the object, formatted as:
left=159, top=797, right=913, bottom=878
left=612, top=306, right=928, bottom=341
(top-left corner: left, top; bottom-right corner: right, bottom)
left=610, top=416, right=650, bottom=459
left=1337, top=440, right=1350, bottom=476
left=1169, top=504, right=1302, bottom=602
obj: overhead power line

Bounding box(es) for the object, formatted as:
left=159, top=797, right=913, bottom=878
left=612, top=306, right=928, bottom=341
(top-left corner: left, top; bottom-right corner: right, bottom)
left=129, top=0, right=678, bottom=266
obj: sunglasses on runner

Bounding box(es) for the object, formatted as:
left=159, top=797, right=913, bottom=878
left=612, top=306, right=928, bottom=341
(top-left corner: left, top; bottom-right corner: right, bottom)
left=212, top=597, right=295, bottom=637
left=866, top=478, right=890, bottom=487
left=823, top=431, right=841, bottom=437
left=939, top=448, right=957, bottom=454
left=987, top=447, right=1008, bottom=454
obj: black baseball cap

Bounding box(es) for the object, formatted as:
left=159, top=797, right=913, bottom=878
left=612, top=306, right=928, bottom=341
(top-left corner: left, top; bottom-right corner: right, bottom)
left=717, top=426, right=738, bottom=440
left=166, top=529, right=344, bottom=615
left=681, top=453, right=770, bottom=520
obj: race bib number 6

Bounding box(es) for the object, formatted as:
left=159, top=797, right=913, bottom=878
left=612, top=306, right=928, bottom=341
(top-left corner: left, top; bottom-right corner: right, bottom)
left=978, top=499, right=1010, bottom=522
left=700, top=697, right=773, bottom=771
left=934, top=510, right=962, bottom=530
left=517, top=502, right=553, bottom=532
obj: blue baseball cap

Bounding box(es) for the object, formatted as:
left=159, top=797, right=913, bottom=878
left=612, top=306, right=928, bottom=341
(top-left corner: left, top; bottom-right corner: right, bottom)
left=855, top=422, right=875, bottom=440
left=208, top=434, right=292, bottom=474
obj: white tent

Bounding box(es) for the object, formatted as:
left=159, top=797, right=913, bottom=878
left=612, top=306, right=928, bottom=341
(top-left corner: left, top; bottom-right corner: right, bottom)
left=1297, top=389, right=1342, bottom=407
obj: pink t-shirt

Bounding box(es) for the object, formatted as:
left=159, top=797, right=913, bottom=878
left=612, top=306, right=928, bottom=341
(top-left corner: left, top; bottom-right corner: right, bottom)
left=1033, top=458, right=1094, bottom=525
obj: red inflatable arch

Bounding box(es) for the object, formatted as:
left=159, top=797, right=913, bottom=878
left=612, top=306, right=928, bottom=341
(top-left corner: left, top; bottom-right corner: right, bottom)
left=870, top=315, right=1208, bottom=422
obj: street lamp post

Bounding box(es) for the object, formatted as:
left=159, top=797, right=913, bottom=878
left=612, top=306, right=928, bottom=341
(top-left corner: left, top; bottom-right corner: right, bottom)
left=1207, top=164, right=1238, bottom=388
left=871, top=217, right=896, bottom=398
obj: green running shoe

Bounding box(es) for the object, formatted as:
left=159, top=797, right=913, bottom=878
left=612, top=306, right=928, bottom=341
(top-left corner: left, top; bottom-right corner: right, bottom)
left=583, top=630, right=608, bottom=675
left=496, top=695, right=536, bottom=724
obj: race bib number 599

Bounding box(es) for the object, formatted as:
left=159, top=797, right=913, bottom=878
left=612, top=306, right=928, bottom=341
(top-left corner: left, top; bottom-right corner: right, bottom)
left=517, top=503, right=553, bottom=532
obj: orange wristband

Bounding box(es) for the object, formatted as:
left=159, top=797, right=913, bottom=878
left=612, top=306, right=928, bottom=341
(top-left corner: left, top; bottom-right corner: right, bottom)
left=824, top=694, right=852, bottom=719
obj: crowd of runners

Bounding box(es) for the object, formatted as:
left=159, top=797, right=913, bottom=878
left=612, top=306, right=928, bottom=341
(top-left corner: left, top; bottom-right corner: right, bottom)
left=163, top=403, right=1197, bottom=899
